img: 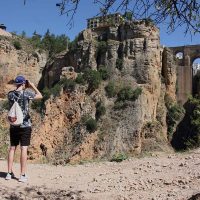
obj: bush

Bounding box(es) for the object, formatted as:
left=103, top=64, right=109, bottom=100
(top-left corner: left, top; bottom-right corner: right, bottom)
left=132, top=87, right=142, bottom=101
left=95, top=102, right=106, bottom=120
left=13, top=40, right=22, bottom=50
left=31, top=87, right=51, bottom=114
left=51, top=84, right=62, bottom=97
left=110, top=153, right=128, bottom=162
left=113, top=101, right=128, bottom=110
left=85, top=118, right=97, bottom=133
left=117, top=86, right=142, bottom=102
left=42, top=87, right=51, bottom=101
left=83, top=69, right=102, bottom=93
left=105, top=82, right=117, bottom=98
left=187, top=98, right=200, bottom=148
left=98, top=65, right=109, bottom=80
left=117, top=86, right=133, bottom=101
left=116, top=58, right=123, bottom=70
left=144, top=18, right=154, bottom=26
left=31, top=100, right=44, bottom=113
left=97, top=41, right=107, bottom=54
left=60, top=78, right=76, bottom=92
left=75, top=74, right=86, bottom=85
left=166, top=103, right=185, bottom=135
left=68, top=36, right=78, bottom=53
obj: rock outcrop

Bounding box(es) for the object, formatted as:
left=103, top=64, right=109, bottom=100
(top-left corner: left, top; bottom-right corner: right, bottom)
left=28, top=20, right=175, bottom=163
left=0, top=36, right=47, bottom=98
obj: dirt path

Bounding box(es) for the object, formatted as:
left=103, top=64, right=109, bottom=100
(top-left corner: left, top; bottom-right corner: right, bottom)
left=0, top=149, right=200, bottom=200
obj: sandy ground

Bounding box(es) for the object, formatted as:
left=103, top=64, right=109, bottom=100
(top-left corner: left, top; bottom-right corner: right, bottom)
left=0, top=149, right=200, bottom=200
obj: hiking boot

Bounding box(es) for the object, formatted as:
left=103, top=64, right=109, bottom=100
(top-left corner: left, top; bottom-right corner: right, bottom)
left=5, top=172, right=15, bottom=180
left=18, top=174, right=28, bottom=182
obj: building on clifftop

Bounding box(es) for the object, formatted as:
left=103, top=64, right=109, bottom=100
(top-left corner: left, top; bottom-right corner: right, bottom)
left=87, top=13, right=125, bottom=29
left=0, top=24, right=6, bottom=30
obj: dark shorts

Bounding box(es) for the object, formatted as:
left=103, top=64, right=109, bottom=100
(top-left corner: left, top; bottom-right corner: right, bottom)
left=10, top=126, right=32, bottom=146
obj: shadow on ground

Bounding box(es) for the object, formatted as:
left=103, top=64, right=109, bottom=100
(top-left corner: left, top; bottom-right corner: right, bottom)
left=0, top=186, right=85, bottom=200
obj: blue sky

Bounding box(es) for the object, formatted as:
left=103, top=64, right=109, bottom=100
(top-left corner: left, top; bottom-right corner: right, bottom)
left=0, top=0, right=200, bottom=47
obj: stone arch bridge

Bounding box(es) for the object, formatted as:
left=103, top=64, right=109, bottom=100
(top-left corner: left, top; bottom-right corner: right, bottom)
left=169, top=45, right=200, bottom=105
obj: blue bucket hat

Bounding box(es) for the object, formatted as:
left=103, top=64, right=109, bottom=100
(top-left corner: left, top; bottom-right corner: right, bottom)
left=15, top=75, right=26, bottom=85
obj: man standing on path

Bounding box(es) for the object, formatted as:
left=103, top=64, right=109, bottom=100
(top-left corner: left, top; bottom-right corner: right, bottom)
left=5, top=75, right=43, bottom=182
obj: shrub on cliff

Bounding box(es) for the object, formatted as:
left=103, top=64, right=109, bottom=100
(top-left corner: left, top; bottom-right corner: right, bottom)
left=116, top=58, right=123, bottom=70
left=185, top=97, right=200, bottom=148
left=85, top=118, right=97, bottom=133
left=117, top=86, right=142, bottom=101
left=95, top=101, right=106, bottom=120
left=83, top=69, right=102, bottom=93
left=60, top=78, right=76, bottom=92
left=98, top=65, right=109, bottom=80
left=110, top=153, right=128, bottom=162
left=75, top=73, right=86, bottom=85
left=97, top=41, right=107, bottom=54
left=105, top=82, right=117, bottom=98
left=13, top=40, right=22, bottom=50
left=166, top=103, right=185, bottom=135
left=68, top=36, right=78, bottom=53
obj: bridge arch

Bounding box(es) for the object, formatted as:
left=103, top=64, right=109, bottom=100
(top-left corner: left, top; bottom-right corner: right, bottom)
left=169, top=45, right=200, bottom=104
left=175, top=52, right=183, bottom=60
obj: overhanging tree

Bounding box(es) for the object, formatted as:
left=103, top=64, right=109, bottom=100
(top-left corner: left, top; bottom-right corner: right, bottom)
left=23, top=0, right=200, bottom=34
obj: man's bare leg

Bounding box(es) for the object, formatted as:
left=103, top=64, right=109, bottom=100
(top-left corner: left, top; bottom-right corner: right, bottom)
left=20, top=146, right=28, bottom=175
left=8, top=146, right=17, bottom=173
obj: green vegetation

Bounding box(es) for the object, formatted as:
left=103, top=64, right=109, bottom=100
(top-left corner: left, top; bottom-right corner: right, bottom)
left=144, top=18, right=155, bottom=26
left=98, top=65, right=109, bottom=80
left=105, top=82, right=117, bottom=98
left=83, top=69, right=102, bottom=93
left=97, top=41, right=107, bottom=54
left=75, top=73, right=86, bottom=85
left=29, top=29, right=70, bottom=57
left=95, top=101, right=106, bottom=120
left=116, top=58, right=123, bottom=70
left=185, top=97, right=200, bottom=148
left=32, top=78, right=76, bottom=114
left=113, top=101, right=128, bottom=110
left=110, top=153, right=128, bottom=162
left=60, top=78, right=76, bottom=92
left=165, top=94, right=185, bottom=136
left=117, top=86, right=142, bottom=101
left=50, top=84, right=62, bottom=97
left=68, top=36, right=78, bottom=53
left=166, top=103, right=184, bottom=135
left=85, top=117, right=97, bottom=133
left=13, top=40, right=22, bottom=50
left=123, top=11, right=133, bottom=21
left=21, top=31, right=26, bottom=38
left=76, top=67, right=109, bottom=92
left=110, top=86, right=142, bottom=110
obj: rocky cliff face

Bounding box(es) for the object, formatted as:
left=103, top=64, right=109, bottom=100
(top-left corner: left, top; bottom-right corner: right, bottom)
left=0, top=20, right=177, bottom=163
left=28, top=20, right=175, bottom=163
left=0, top=36, right=47, bottom=98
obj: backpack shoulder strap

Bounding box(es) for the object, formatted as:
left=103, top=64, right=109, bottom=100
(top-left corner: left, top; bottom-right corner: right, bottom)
left=22, top=91, right=26, bottom=111
left=8, top=90, right=16, bottom=102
